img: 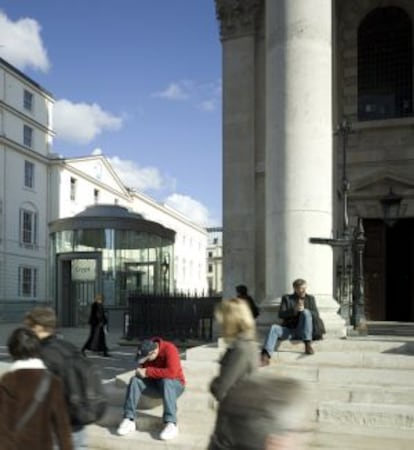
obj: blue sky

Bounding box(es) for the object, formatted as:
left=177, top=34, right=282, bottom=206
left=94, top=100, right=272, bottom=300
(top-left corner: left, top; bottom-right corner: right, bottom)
left=0, top=1, right=222, bottom=226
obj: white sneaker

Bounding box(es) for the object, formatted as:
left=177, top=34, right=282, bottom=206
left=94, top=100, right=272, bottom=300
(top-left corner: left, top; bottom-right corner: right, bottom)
left=160, top=422, right=179, bottom=440
left=117, top=418, right=136, bottom=436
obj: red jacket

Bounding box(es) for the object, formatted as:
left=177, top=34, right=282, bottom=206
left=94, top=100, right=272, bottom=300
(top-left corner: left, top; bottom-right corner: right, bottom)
left=142, top=338, right=186, bottom=386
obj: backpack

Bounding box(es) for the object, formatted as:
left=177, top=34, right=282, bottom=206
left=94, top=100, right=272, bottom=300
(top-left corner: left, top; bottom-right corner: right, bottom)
left=46, top=338, right=108, bottom=426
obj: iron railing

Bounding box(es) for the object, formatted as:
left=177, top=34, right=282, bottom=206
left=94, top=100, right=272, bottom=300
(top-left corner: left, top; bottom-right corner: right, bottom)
left=125, top=293, right=222, bottom=341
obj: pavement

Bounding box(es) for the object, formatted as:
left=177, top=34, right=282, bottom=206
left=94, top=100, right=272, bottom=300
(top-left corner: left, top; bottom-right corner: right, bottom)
left=0, top=322, right=138, bottom=382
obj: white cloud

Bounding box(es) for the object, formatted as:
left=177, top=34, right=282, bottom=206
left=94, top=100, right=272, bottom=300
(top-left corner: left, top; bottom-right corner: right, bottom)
left=164, top=193, right=210, bottom=227
left=108, top=155, right=174, bottom=192
left=152, top=82, right=191, bottom=100
left=54, top=99, right=123, bottom=144
left=198, top=99, right=216, bottom=112
left=152, top=79, right=221, bottom=112
left=0, top=11, right=50, bottom=72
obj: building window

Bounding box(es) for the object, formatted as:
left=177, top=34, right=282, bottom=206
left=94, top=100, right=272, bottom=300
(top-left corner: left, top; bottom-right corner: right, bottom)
left=23, top=125, right=33, bottom=147
left=24, top=90, right=33, bottom=111
left=114, top=198, right=119, bottom=205
left=358, top=7, right=412, bottom=121
left=24, top=161, right=34, bottom=188
left=208, top=251, right=213, bottom=258
left=94, top=188, right=100, bottom=204
left=18, top=266, right=37, bottom=297
left=70, top=177, right=77, bottom=201
left=208, top=264, right=213, bottom=273
left=213, top=238, right=218, bottom=244
left=20, top=208, right=37, bottom=246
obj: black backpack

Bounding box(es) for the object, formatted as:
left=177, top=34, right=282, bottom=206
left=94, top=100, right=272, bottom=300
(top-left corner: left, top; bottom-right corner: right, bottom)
left=47, top=338, right=108, bottom=426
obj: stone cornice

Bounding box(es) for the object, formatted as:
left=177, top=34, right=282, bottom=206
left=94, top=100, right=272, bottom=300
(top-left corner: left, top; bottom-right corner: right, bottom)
left=215, top=0, right=263, bottom=41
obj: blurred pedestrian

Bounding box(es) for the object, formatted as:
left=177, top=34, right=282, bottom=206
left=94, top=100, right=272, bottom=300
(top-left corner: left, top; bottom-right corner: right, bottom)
left=0, top=327, right=73, bottom=450
left=81, top=293, right=110, bottom=357
left=209, top=372, right=312, bottom=450
left=209, top=298, right=258, bottom=448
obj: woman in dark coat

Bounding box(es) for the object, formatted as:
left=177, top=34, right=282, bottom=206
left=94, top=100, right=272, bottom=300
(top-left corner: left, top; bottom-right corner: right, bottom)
left=81, top=293, right=110, bottom=357
left=0, top=327, right=73, bottom=450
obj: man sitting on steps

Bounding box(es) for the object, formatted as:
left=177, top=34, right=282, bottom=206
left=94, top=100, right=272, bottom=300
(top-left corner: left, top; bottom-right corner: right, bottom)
left=261, top=279, right=321, bottom=366
left=116, top=337, right=185, bottom=441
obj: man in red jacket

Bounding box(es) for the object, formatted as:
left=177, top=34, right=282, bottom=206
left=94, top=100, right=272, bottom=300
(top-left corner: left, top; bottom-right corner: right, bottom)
left=116, top=337, right=185, bottom=440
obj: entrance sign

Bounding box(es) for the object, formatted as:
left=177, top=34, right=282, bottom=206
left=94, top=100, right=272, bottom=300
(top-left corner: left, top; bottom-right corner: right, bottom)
left=72, top=259, right=96, bottom=281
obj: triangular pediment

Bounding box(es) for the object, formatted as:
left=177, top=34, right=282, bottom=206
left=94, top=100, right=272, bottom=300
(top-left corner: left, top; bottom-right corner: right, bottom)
left=351, top=171, right=414, bottom=195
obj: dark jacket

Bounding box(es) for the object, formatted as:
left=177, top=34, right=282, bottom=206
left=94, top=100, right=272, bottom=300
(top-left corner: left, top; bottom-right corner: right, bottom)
left=279, top=293, right=325, bottom=340
left=142, top=337, right=186, bottom=386
left=83, top=301, right=108, bottom=352
left=0, top=365, right=73, bottom=450
left=40, top=335, right=84, bottom=430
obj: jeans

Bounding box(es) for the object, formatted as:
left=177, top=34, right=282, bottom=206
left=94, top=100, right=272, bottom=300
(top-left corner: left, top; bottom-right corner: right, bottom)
left=123, top=376, right=185, bottom=424
left=262, top=309, right=313, bottom=357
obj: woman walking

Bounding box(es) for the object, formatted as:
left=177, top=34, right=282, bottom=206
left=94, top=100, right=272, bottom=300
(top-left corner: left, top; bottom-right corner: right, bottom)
left=0, top=327, right=73, bottom=450
left=208, top=297, right=258, bottom=450
left=82, top=293, right=110, bottom=357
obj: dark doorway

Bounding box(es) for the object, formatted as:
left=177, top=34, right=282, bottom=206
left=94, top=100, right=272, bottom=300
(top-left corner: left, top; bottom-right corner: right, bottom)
left=364, top=219, right=414, bottom=321
left=57, top=253, right=101, bottom=326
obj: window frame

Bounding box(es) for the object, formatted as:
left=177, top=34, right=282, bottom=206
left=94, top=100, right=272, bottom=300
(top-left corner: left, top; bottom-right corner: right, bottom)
left=23, top=89, right=33, bottom=111
left=24, top=160, right=35, bottom=189
left=18, top=266, right=38, bottom=298
left=23, top=124, right=33, bottom=148
left=19, top=208, right=38, bottom=247
left=70, top=177, right=77, bottom=201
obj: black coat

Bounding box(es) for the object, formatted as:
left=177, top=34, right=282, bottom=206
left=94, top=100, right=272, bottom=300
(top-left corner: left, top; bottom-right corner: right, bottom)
left=279, top=293, right=325, bottom=340
left=83, top=302, right=108, bottom=352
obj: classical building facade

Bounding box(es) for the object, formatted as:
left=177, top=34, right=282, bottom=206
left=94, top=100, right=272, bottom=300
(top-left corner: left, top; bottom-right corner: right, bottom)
left=207, top=227, right=223, bottom=295
left=215, top=0, right=414, bottom=331
left=0, top=57, right=208, bottom=323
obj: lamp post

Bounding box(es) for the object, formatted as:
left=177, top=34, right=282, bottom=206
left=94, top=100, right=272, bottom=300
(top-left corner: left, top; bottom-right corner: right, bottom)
left=161, top=253, right=170, bottom=294
left=310, top=118, right=367, bottom=332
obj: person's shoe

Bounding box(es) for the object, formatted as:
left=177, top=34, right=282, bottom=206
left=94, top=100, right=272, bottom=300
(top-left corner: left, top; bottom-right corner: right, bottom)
left=304, top=341, right=315, bottom=355
left=260, top=351, right=271, bottom=367
left=160, top=422, right=179, bottom=440
left=117, top=418, right=136, bottom=436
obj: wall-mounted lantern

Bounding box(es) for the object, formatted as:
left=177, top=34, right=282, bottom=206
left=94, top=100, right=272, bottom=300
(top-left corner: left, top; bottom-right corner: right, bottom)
left=380, top=188, right=402, bottom=227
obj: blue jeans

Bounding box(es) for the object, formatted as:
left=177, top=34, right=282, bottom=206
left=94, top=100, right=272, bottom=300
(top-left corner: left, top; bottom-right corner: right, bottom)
left=123, top=376, right=185, bottom=424
left=262, top=309, right=313, bottom=357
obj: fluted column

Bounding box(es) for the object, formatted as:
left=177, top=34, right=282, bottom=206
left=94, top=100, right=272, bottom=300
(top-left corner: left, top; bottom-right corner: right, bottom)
left=264, top=0, right=345, bottom=335
left=215, top=0, right=264, bottom=298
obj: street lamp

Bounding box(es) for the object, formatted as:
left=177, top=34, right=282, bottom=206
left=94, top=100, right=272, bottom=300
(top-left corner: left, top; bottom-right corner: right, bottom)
left=310, top=118, right=367, bottom=333
left=161, top=253, right=170, bottom=293
left=380, top=187, right=402, bottom=227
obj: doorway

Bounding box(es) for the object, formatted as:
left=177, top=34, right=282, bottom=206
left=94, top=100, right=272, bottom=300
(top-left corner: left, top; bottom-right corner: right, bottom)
left=364, top=219, right=414, bottom=321
left=57, top=253, right=101, bottom=326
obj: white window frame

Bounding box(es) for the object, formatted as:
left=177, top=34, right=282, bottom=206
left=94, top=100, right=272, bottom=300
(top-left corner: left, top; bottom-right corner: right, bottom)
left=23, top=125, right=33, bottom=148
left=19, top=208, right=38, bottom=247
left=24, top=160, right=35, bottom=188
left=18, top=266, right=37, bottom=298
left=24, top=90, right=33, bottom=111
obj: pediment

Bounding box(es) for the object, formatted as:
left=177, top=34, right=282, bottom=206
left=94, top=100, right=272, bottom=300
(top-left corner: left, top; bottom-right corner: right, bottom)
left=351, top=171, right=414, bottom=196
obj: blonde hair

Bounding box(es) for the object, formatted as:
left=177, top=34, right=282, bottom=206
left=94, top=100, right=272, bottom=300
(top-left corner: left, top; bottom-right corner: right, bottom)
left=215, top=298, right=255, bottom=342
left=24, top=307, right=57, bottom=332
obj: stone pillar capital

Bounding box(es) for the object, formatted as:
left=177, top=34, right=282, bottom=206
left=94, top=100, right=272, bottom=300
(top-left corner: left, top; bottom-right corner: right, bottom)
left=215, top=0, right=263, bottom=41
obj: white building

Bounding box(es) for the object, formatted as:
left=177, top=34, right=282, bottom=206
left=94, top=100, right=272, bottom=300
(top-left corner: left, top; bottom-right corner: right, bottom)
left=207, top=227, right=223, bottom=295
left=0, top=57, right=208, bottom=322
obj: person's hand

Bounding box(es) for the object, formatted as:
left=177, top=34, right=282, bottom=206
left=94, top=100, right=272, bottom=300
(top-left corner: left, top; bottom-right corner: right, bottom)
left=136, top=367, right=147, bottom=378
left=295, top=299, right=305, bottom=312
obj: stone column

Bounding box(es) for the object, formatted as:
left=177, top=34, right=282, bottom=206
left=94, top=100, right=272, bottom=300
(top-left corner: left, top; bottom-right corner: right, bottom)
left=264, top=0, right=345, bottom=335
left=215, top=0, right=263, bottom=298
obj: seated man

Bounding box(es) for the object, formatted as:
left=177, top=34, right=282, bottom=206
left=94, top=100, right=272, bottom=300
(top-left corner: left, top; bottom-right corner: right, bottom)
left=116, top=338, right=185, bottom=441
left=261, top=279, right=320, bottom=366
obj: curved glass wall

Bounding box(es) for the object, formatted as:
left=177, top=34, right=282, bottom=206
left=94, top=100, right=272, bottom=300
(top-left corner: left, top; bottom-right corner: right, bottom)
left=49, top=205, right=175, bottom=319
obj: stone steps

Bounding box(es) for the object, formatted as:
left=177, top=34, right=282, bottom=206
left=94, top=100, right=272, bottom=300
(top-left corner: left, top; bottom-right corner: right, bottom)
left=86, top=336, right=414, bottom=449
